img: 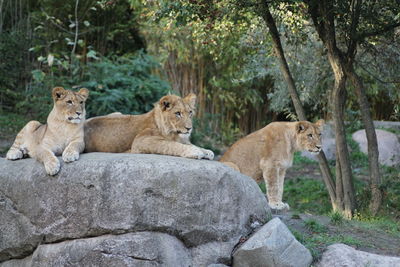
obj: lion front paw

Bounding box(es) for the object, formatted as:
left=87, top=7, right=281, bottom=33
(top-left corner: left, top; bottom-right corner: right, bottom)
left=184, top=147, right=205, bottom=159
left=201, top=149, right=214, bottom=160
left=269, top=202, right=290, bottom=211
left=44, top=158, right=61, bottom=176
left=6, top=148, right=23, bottom=160
left=62, top=149, right=79, bottom=163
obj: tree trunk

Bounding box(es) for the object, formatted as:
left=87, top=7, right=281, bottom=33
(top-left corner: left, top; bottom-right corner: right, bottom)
left=258, top=1, right=337, bottom=209
left=327, top=51, right=356, bottom=218
left=346, top=67, right=382, bottom=215
left=307, top=0, right=356, bottom=217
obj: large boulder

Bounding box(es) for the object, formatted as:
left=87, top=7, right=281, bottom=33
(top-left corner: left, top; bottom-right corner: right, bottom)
left=318, top=243, right=400, bottom=267
left=0, top=153, right=271, bottom=265
left=232, top=218, right=312, bottom=267
left=352, top=129, right=400, bottom=167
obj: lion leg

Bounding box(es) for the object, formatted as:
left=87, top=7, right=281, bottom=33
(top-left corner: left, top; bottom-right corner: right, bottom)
left=62, top=140, right=84, bottom=163
left=6, top=121, right=41, bottom=160
left=131, top=136, right=213, bottom=160
left=31, top=146, right=60, bottom=176
left=261, top=159, right=289, bottom=211
left=277, top=168, right=290, bottom=210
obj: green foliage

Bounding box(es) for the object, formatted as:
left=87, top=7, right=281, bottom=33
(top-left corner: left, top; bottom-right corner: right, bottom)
left=80, top=53, right=171, bottom=116
left=289, top=227, right=364, bottom=260
left=0, top=30, right=32, bottom=112
left=0, top=113, right=31, bottom=138
left=304, top=219, right=327, bottom=233
left=283, top=178, right=331, bottom=214
left=352, top=215, right=400, bottom=238
left=19, top=51, right=171, bottom=119
left=329, top=211, right=344, bottom=225
left=293, top=152, right=316, bottom=165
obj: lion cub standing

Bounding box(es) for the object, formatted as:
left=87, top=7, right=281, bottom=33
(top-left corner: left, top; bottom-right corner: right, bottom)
left=84, top=93, right=214, bottom=160
left=220, top=120, right=324, bottom=210
left=6, top=87, right=89, bottom=175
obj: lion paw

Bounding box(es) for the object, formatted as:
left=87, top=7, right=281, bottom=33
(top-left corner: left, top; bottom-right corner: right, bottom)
left=185, top=147, right=205, bottom=159
left=201, top=149, right=214, bottom=160
left=269, top=202, right=290, bottom=211
left=62, top=149, right=79, bottom=163
left=44, top=158, right=60, bottom=176
left=6, top=148, right=23, bottom=160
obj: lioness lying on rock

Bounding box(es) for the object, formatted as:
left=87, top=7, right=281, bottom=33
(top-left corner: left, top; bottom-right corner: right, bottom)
left=220, top=120, right=324, bottom=210
left=84, top=93, right=214, bottom=160
left=6, top=87, right=89, bottom=175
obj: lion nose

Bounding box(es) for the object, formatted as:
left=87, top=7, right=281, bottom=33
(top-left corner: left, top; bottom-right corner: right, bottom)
left=316, top=145, right=322, bottom=149
left=76, top=112, right=81, bottom=116
left=185, top=127, right=192, bottom=131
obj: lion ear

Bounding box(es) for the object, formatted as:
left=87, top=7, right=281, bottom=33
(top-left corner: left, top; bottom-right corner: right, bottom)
left=159, top=95, right=174, bottom=111
left=183, top=93, right=197, bottom=109
left=52, top=87, right=66, bottom=101
left=296, top=121, right=308, bottom=133
left=78, top=88, right=89, bottom=101
left=315, top=119, right=325, bottom=131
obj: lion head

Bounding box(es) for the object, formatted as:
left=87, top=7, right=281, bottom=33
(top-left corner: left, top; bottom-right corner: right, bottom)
left=156, top=93, right=196, bottom=138
left=52, top=87, right=89, bottom=124
left=295, top=120, right=324, bottom=154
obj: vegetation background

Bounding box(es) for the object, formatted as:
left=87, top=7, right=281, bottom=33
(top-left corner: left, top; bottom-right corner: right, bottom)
left=0, top=0, right=399, bottom=260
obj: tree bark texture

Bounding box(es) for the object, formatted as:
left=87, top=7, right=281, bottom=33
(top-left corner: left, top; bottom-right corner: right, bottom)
left=329, top=57, right=355, bottom=217
left=346, top=67, right=382, bottom=215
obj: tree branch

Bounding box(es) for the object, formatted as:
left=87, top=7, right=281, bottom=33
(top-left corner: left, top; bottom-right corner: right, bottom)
left=347, top=0, right=362, bottom=59
left=357, top=22, right=400, bottom=41
left=71, top=0, right=79, bottom=56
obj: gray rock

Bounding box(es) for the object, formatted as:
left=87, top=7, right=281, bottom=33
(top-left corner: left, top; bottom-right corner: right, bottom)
left=191, top=239, right=238, bottom=266
left=232, top=217, right=312, bottom=267
left=0, top=153, right=271, bottom=262
left=301, top=122, right=336, bottom=161
left=1, top=232, right=191, bottom=267
left=318, top=243, right=400, bottom=267
left=352, top=129, right=400, bottom=166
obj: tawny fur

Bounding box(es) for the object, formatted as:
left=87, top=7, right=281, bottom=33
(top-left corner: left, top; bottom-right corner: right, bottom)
left=84, top=94, right=214, bottom=160
left=6, top=87, right=89, bottom=175
left=220, top=120, right=324, bottom=210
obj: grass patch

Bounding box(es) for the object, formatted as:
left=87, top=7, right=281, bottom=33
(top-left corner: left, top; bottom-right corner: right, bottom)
left=293, top=151, right=316, bottom=165
left=290, top=226, right=365, bottom=260
left=351, top=215, right=400, bottom=238
left=329, top=211, right=344, bottom=225
left=283, top=178, right=331, bottom=214
left=304, top=219, right=327, bottom=233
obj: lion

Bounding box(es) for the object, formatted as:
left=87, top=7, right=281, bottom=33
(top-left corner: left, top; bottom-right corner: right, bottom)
left=220, top=120, right=324, bottom=210
left=84, top=93, right=214, bottom=160
left=6, top=87, right=89, bottom=175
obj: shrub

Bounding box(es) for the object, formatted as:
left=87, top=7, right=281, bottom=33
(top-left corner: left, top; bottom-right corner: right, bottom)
left=17, top=51, right=171, bottom=120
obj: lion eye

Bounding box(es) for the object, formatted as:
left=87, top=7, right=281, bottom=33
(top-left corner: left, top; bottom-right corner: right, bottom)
left=66, top=100, right=73, bottom=105
left=308, top=134, right=313, bottom=138
left=80, top=101, right=83, bottom=104
left=189, top=110, right=193, bottom=116
left=175, top=112, right=181, bottom=117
